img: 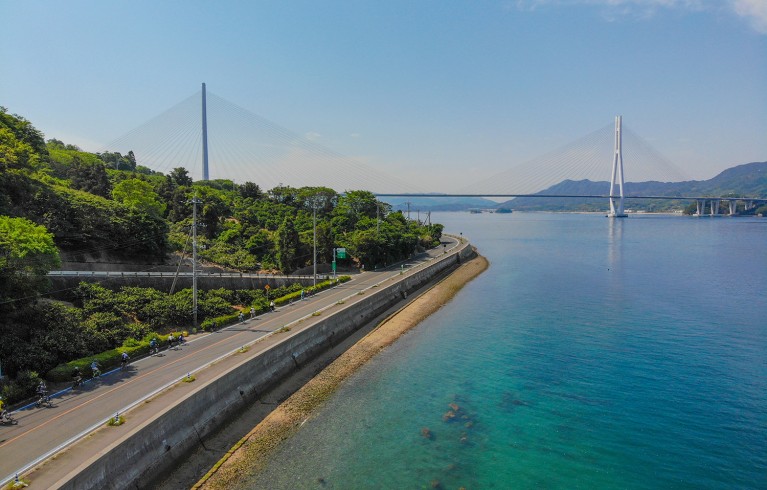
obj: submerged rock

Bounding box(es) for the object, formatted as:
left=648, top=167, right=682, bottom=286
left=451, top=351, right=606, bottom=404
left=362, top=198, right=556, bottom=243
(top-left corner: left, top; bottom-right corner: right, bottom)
left=421, top=427, right=435, bottom=440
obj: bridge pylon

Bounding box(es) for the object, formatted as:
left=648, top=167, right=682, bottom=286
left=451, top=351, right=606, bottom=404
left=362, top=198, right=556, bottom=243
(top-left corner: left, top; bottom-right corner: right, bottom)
left=608, top=115, right=628, bottom=218
left=201, top=82, right=209, bottom=181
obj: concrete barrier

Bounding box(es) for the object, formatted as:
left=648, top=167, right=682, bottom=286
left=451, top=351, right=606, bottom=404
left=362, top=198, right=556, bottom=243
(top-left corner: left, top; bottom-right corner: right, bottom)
left=54, top=239, right=473, bottom=489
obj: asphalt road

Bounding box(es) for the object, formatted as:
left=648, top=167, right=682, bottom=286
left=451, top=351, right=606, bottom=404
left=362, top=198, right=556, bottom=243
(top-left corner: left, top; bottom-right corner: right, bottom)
left=0, top=236, right=460, bottom=484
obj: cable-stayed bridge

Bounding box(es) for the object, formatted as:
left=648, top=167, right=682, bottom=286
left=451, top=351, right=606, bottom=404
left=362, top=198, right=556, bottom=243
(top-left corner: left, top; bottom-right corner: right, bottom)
left=102, top=84, right=766, bottom=216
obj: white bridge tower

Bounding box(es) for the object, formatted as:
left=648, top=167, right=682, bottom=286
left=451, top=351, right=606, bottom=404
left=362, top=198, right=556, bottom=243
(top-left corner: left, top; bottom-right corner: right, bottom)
left=608, top=115, right=627, bottom=218
left=201, top=82, right=209, bottom=181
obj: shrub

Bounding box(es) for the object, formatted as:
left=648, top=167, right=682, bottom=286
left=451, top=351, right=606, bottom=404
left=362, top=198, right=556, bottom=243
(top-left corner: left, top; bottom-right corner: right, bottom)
left=200, top=312, right=241, bottom=331
left=273, top=276, right=350, bottom=306
left=0, top=370, right=42, bottom=405
left=45, top=333, right=170, bottom=382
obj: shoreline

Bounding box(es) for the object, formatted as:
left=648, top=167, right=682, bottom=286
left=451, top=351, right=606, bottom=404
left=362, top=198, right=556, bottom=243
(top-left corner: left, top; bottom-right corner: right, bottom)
left=194, top=251, right=489, bottom=489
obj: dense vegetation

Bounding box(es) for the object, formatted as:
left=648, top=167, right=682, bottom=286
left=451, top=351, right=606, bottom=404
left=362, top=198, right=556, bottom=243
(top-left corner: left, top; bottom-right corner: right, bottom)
left=0, top=108, right=443, bottom=402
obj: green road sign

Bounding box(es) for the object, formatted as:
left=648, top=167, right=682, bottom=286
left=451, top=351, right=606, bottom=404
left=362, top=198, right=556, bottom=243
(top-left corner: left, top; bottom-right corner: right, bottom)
left=336, top=248, right=346, bottom=259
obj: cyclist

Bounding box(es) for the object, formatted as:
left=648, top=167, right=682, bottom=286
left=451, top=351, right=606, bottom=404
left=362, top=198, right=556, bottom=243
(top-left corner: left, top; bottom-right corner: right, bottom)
left=149, top=338, right=158, bottom=355
left=177, top=333, right=185, bottom=346
left=36, top=380, right=50, bottom=407
left=91, top=360, right=101, bottom=378
left=168, top=333, right=175, bottom=350
left=0, top=395, right=6, bottom=422
left=239, top=312, right=245, bottom=322
left=72, top=366, right=83, bottom=388
left=120, top=351, right=130, bottom=370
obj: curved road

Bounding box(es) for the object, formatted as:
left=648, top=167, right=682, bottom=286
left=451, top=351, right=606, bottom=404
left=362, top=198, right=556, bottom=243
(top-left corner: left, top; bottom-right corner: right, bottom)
left=0, top=236, right=461, bottom=485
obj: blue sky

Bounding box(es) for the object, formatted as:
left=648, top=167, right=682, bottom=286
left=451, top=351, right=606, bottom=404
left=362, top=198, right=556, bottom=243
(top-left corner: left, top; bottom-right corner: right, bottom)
left=1, top=0, right=765, bottom=190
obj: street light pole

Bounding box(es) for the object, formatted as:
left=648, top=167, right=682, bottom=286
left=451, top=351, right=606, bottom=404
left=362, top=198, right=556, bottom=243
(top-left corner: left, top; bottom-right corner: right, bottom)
left=191, top=195, right=202, bottom=329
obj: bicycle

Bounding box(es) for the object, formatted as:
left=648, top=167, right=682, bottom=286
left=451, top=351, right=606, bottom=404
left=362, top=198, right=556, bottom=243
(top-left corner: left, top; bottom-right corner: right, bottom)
left=0, top=410, right=17, bottom=425
left=35, top=391, right=53, bottom=408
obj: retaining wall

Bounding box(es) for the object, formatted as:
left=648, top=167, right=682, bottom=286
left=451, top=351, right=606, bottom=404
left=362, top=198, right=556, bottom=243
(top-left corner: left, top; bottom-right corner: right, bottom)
left=54, top=239, right=474, bottom=490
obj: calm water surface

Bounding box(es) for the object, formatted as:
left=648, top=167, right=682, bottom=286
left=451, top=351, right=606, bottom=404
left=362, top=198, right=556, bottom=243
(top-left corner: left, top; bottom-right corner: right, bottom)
left=247, top=213, right=766, bottom=489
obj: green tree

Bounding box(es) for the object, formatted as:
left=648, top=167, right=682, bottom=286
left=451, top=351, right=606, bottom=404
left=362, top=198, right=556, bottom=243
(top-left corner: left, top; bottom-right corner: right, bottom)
left=112, top=178, right=166, bottom=216
left=0, top=107, right=48, bottom=157
left=275, top=215, right=300, bottom=272
left=66, top=156, right=112, bottom=198
left=0, top=216, right=61, bottom=309
left=170, top=167, right=193, bottom=187
left=0, top=127, right=42, bottom=171
left=239, top=181, right=262, bottom=200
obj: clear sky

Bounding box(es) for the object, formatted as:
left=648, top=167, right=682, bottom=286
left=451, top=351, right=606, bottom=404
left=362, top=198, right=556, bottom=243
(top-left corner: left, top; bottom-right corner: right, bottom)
left=1, top=0, right=765, bottom=190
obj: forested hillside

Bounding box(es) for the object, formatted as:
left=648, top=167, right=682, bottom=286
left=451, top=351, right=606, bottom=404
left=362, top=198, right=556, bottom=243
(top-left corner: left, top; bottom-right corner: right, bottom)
left=501, top=161, right=767, bottom=212
left=0, top=108, right=443, bottom=398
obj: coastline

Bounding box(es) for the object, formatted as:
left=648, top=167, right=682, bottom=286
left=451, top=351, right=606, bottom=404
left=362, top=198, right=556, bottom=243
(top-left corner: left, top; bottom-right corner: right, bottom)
left=195, top=251, right=489, bottom=489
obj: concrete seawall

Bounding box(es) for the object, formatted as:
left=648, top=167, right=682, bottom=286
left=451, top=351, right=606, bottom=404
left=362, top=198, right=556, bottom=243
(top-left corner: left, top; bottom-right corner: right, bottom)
left=54, top=240, right=474, bottom=490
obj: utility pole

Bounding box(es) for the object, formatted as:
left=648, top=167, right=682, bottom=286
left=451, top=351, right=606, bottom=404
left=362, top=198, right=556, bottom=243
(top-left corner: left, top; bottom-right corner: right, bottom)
left=191, top=195, right=202, bottom=328
left=313, top=201, right=317, bottom=287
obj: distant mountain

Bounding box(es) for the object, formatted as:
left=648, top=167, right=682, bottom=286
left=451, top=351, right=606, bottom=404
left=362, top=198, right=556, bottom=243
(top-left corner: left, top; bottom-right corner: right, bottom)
left=498, top=161, right=767, bottom=212
left=378, top=194, right=498, bottom=212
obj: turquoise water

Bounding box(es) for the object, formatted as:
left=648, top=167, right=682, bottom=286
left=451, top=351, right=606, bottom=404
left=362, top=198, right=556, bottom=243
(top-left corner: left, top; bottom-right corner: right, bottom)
left=247, top=213, right=767, bottom=489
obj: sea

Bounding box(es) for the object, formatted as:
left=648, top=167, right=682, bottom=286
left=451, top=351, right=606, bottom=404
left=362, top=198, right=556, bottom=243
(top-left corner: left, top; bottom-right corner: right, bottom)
left=245, top=212, right=767, bottom=489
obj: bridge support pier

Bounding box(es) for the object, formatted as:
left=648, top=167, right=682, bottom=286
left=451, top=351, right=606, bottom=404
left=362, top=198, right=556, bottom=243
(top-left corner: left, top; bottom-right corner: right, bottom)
left=710, top=200, right=720, bottom=216
left=729, top=201, right=737, bottom=216
left=695, top=200, right=705, bottom=216
left=608, top=116, right=628, bottom=218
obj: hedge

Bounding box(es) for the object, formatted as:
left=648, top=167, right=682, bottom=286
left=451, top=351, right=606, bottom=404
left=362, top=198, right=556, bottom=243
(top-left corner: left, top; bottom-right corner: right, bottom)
left=199, top=276, right=351, bottom=331
left=274, top=276, right=351, bottom=306
left=46, top=333, right=177, bottom=382
left=46, top=276, right=352, bottom=380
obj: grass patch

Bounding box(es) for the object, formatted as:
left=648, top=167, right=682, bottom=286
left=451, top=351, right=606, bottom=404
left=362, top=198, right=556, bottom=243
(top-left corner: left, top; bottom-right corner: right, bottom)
left=182, top=374, right=197, bottom=383
left=5, top=476, right=30, bottom=489
left=311, top=311, right=321, bottom=317
left=107, top=415, right=126, bottom=427
left=277, top=326, right=291, bottom=333
left=336, top=300, right=345, bottom=305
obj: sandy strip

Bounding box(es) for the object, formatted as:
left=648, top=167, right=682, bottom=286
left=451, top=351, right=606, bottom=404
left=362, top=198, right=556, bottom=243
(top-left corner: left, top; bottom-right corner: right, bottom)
left=195, top=252, right=489, bottom=489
